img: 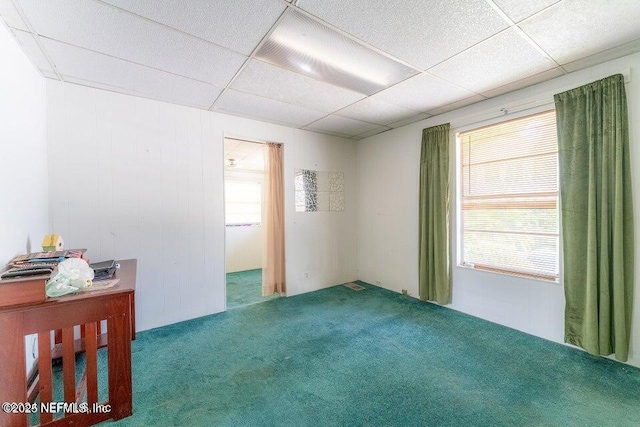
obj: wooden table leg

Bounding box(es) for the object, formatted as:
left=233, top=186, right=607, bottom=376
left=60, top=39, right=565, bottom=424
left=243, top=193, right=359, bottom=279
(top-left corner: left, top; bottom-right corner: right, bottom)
left=107, top=296, right=132, bottom=420
left=0, top=311, right=27, bottom=427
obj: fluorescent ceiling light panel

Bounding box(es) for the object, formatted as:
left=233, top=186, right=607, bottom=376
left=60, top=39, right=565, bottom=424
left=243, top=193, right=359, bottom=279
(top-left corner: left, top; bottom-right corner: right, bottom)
left=255, top=9, right=418, bottom=95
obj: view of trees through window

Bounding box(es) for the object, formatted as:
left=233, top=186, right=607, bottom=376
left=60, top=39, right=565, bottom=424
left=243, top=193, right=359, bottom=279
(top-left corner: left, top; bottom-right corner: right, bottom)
left=458, top=110, right=559, bottom=281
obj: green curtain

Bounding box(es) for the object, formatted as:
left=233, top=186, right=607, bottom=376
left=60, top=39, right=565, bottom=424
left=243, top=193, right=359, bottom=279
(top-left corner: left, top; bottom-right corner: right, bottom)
left=419, top=123, right=451, bottom=305
left=555, top=74, right=634, bottom=362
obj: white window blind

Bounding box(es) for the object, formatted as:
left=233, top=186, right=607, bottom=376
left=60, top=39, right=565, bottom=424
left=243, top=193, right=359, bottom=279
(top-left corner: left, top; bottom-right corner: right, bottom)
left=225, top=181, right=262, bottom=225
left=458, top=110, right=559, bottom=281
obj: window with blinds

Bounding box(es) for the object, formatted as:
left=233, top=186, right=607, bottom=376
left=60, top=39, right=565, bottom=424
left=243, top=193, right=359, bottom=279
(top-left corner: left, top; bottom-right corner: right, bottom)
left=225, top=181, right=262, bottom=226
left=458, top=110, right=559, bottom=281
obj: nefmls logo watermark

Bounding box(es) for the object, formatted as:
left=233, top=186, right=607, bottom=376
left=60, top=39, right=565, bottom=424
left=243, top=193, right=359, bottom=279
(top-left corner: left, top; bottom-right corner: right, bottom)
left=40, top=402, right=112, bottom=414
left=2, top=401, right=111, bottom=414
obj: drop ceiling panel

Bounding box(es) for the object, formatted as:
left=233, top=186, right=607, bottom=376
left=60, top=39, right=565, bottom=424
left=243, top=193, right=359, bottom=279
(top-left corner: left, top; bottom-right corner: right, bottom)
left=62, top=75, right=150, bottom=99
left=215, top=89, right=326, bottom=127
left=0, top=0, right=28, bottom=31
left=561, top=38, right=640, bottom=73
left=492, top=0, right=560, bottom=23
left=481, top=67, right=564, bottom=98
left=230, top=59, right=365, bottom=113
left=426, top=94, right=486, bottom=116
left=429, top=29, right=556, bottom=94
left=16, top=0, right=246, bottom=86
left=386, top=113, right=431, bottom=129
left=101, top=0, right=285, bottom=56
left=336, top=97, right=421, bottom=126
left=42, top=39, right=222, bottom=109
left=298, top=0, right=508, bottom=70
left=354, top=126, right=392, bottom=139
left=305, top=115, right=384, bottom=136
left=374, top=73, right=478, bottom=113
left=42, top=70, right=59, bottom=79
left=519, top=0, right=640, bottom=65
left=12, top=29, right=54, bottom=73
left=224, top=139, right=242, bottom=153
left=225, top=140, right=264, bottom=171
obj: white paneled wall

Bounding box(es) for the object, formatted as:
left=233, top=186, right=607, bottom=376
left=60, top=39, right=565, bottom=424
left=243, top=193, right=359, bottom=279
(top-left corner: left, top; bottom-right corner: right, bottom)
left=357, top=52, right=640, bottom=368
left=0, top=24, right=48, bottom=266
left=46, top=80, right=358, bottom=331
left=226, top=226, right=262, bottom=273
left=0, top=24, right=48, bottom=374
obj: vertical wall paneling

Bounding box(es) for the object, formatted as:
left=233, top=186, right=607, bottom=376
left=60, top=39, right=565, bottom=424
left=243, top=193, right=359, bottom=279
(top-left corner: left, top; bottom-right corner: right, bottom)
left=0, top=24, right=48, bottom=373
left=110, top=93, right=140, bottom=261
left=201, top=112, right=219, bottom=314
left=135, top=98, right=163, bottom=331
left=186, top=109, right=207, bottom=319
left=64, top=85, right=100, bottom=256
left=46, top=80, right=358, bottom=331
left=160, top=103, right=182, bottom=326
left=95, top=90, right=115, bottom=261
left=210, top=127, right=226, bottom=314
left=47, top=81, right=69, bottom=243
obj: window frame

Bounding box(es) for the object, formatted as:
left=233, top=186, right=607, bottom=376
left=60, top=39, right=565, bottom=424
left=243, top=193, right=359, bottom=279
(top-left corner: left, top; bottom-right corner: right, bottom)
left=454, top=108, right=561, bottom=283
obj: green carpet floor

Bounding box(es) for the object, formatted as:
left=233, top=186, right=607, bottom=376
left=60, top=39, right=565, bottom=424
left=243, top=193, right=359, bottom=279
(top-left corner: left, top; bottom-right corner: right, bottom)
left=110, top=282, right=640, bottom=427
left=226, top=268, right=278, bottom=309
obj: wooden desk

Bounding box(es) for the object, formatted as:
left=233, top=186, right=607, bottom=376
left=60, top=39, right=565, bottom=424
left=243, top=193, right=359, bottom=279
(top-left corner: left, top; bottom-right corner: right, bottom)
left=0, top=259, right=137, bottom=427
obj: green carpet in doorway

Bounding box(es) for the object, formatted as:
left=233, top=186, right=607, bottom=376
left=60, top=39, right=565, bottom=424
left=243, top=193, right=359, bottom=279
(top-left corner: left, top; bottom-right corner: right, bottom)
left=226, top=268, right=277, bottom=309
left=112, top=282, right=640, bottom=427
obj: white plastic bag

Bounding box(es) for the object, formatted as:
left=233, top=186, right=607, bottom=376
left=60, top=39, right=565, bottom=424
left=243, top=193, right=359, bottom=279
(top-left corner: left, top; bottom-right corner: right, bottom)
left=45, top=258, right=94, bottom=297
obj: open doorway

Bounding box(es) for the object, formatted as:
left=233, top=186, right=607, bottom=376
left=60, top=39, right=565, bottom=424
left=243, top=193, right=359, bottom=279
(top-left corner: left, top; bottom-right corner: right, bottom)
left=224, top=137, right=284, bottom=309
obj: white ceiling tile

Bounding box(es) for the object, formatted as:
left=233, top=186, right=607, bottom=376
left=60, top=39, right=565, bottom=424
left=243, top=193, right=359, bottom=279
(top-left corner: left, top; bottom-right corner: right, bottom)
left=225, top=140, right=264, bottom=171
left=336, top=97, right=420, bottom=126
left=0, top=0, right=28, bottom=30
left=430, top=29, right=556, bottom=93
left=520, top=0, right=640, bottom=65
left=354, top=126, right=392, bottom=139
left=41, top=39, right=222, bottom=109
left=426, top=94, right=486, bottom=116
left=308, top=129, right=353, bottom=139
left=481, top=67, right=565, bottom=98
left=215, top=89, right=326, bottom=127
left=224, top=139, right=242, bottom=155
left=61, top=75, right=149, bottom=98
left=561, top=38, right=640, bottom=73
left=298, top=0, right=508, bottom=69
left=305, top=115, right=384, bottom=136
left=101, top=0, right=285, bottom=56
left=12, top=29, right=54, bottom=73
left=16, top=0, right=246, bottom=86
left=42, top=70, right=59, bottom=79
left=386, top=113, right=431, bottom=129
left=492, top=0, right=560, bottom=23
left=374, top=73, right=478, bottom=112
left=231, top=59, right=365, bottom=113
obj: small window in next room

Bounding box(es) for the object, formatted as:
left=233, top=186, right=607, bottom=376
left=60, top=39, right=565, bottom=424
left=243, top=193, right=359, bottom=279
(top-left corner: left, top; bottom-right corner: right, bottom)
left=457, top=110, right=559, bottom=282
left=225, top=180, right=262, bottom=226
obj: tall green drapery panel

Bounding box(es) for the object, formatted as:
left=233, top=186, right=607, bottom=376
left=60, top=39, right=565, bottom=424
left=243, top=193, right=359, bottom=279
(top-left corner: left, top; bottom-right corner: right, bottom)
left=419, top=123, right=451, bottom=305
left=555, top=74, right=634, bottom=362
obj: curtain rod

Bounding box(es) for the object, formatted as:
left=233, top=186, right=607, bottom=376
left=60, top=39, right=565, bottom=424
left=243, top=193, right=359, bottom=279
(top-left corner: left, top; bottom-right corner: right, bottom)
left=451, top=67, right=631, bottom=132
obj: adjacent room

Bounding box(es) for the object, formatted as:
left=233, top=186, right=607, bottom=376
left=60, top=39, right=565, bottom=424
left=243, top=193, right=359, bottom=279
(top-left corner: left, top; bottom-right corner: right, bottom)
left=224, top=137, right=281, bottom=309
left=1, top=0, right=639, bottom=426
